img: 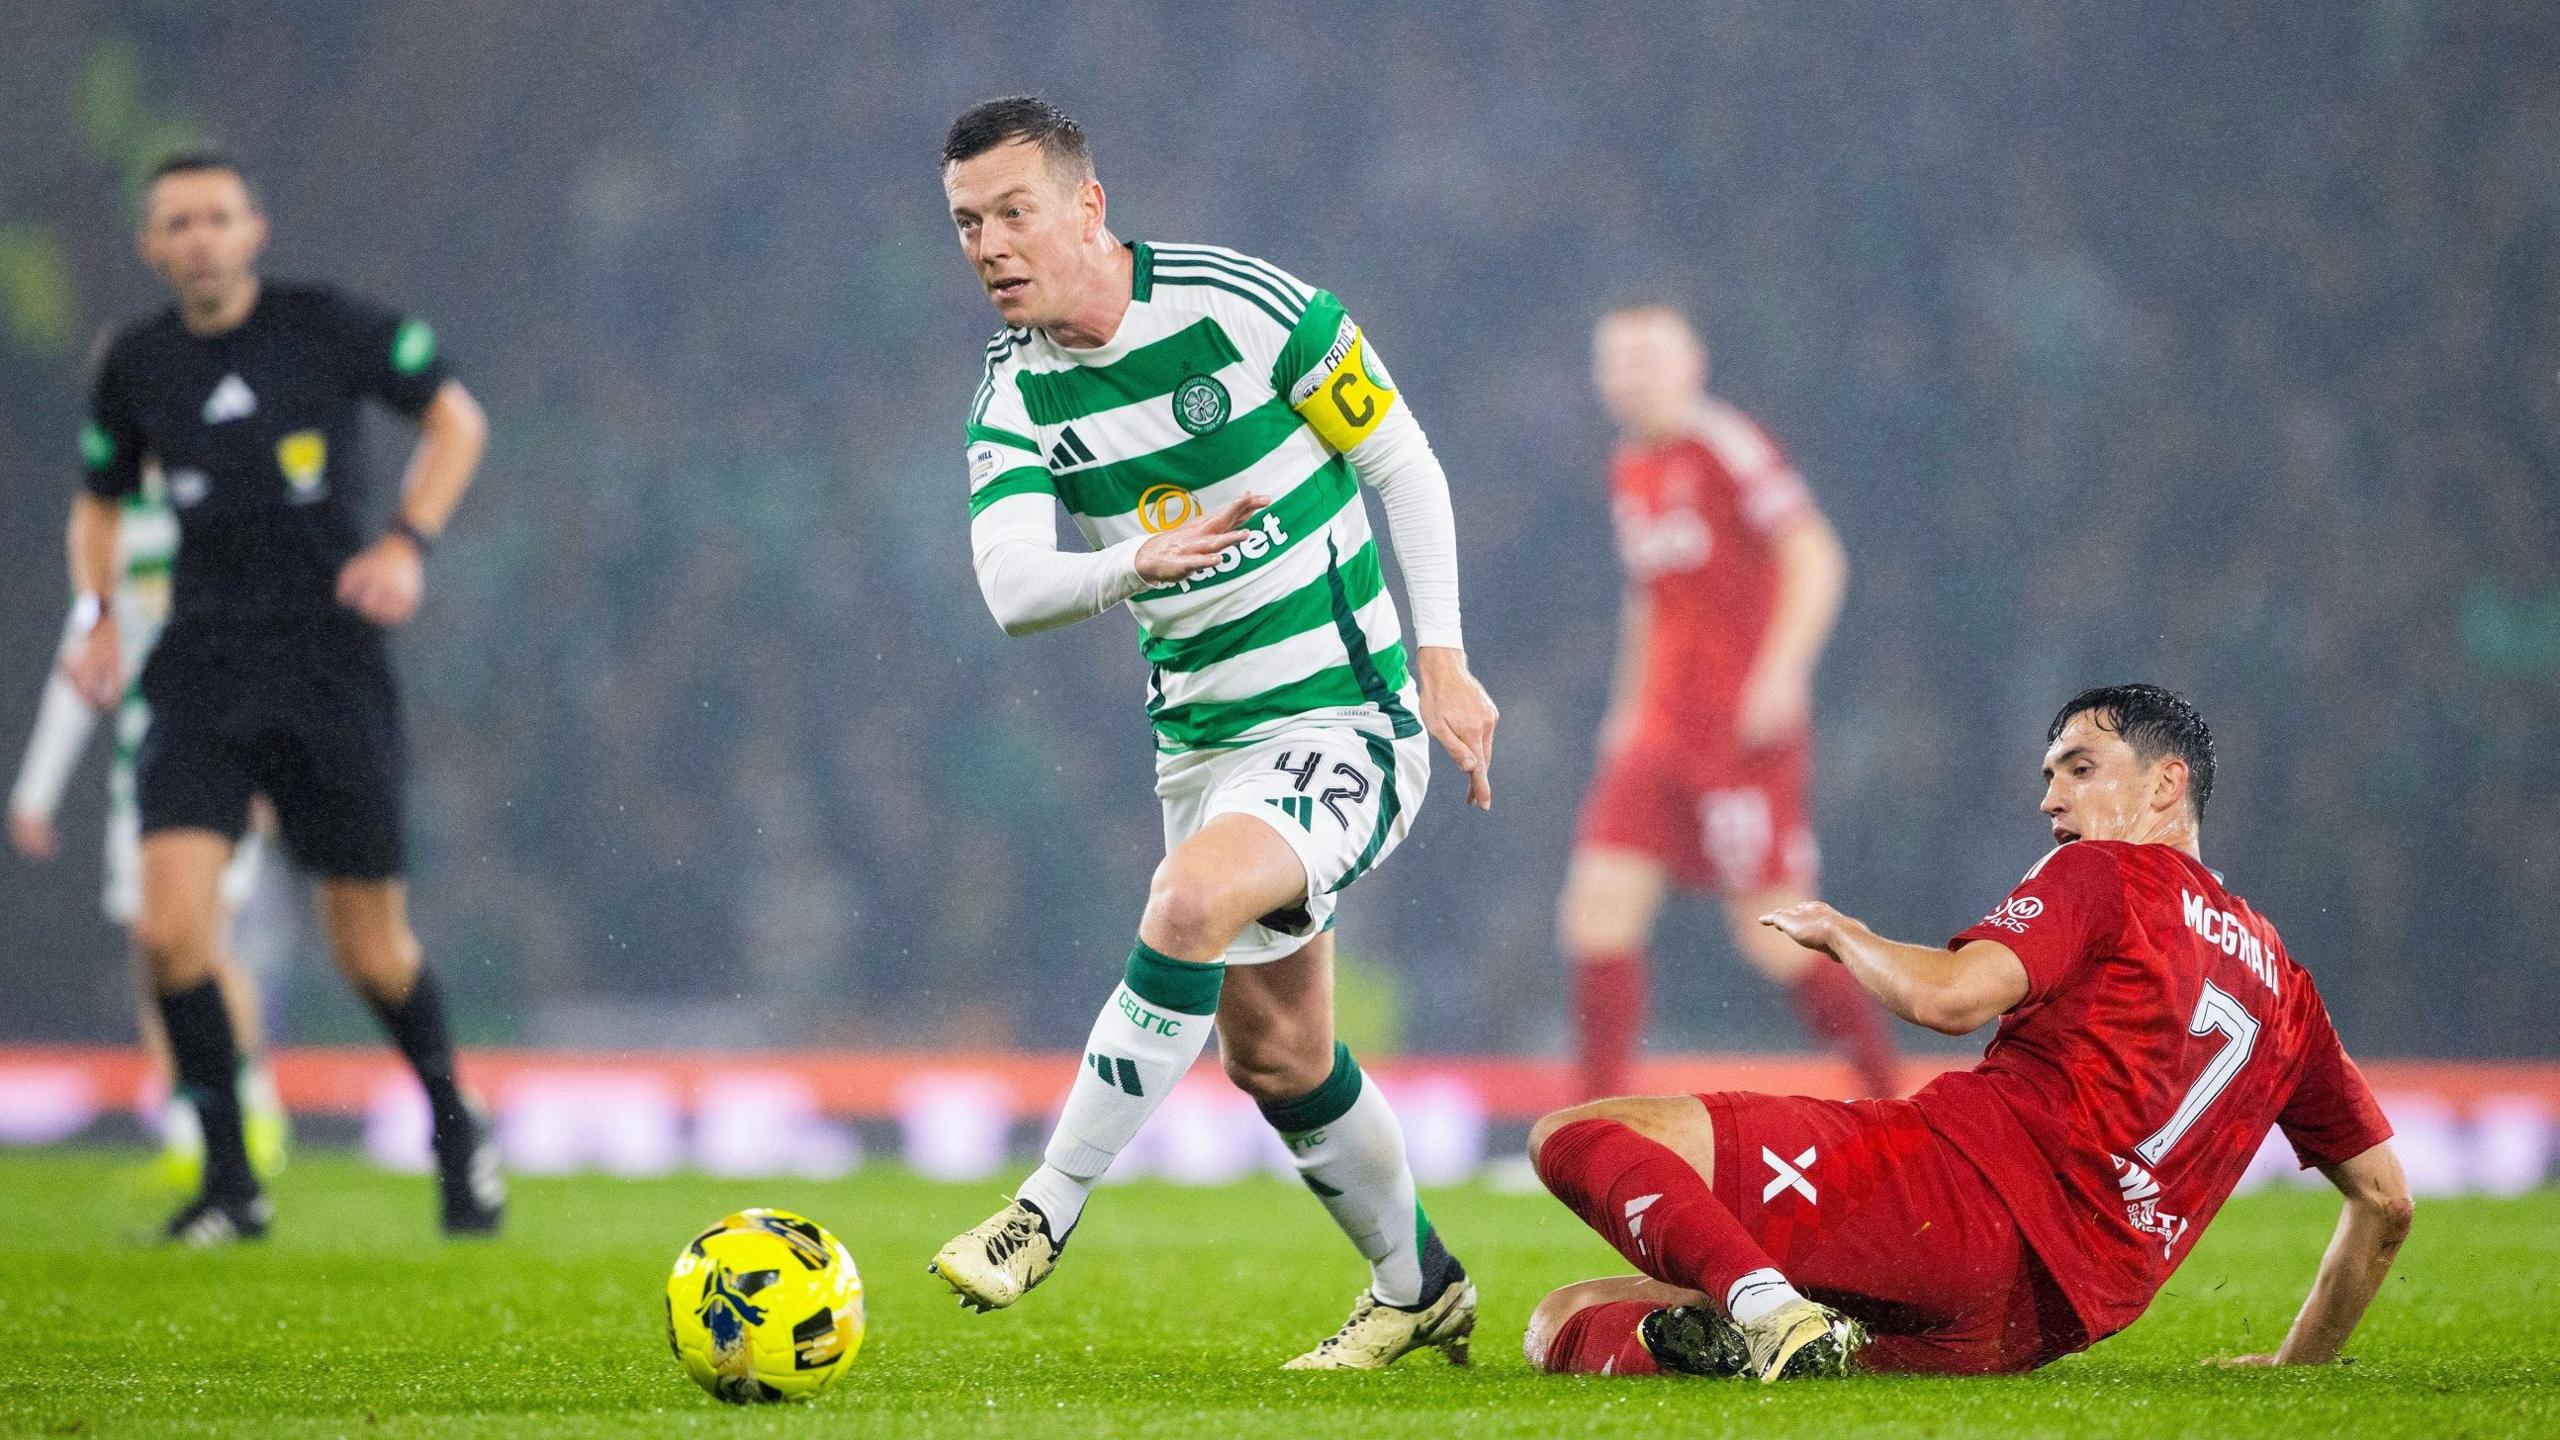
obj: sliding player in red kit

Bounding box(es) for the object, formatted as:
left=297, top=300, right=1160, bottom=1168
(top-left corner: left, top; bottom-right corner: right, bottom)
left=1561, top=305, right=1897, bottom=1101
left=1523, top=685, right=2411, bottom=1381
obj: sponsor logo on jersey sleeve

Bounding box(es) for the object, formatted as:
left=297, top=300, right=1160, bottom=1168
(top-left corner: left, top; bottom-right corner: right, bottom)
left=1978, top=894, right=2045, bottom=934
left=968, top=444, right=1000, bottom=486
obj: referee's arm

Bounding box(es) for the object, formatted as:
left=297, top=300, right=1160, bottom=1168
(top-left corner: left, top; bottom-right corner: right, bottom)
left=61, top=493, right=124, bottom=708
left=336, top=379, right=487, bottom=627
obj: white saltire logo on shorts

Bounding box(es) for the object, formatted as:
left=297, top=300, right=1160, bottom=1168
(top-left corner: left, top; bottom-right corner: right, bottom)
left=1761, top=1145, right=1817, bottom=1205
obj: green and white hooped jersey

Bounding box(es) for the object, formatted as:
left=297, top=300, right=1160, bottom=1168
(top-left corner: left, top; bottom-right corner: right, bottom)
left=117, top=487, right=180, bottom=671
left=966, top=242, right=1421, bottom=754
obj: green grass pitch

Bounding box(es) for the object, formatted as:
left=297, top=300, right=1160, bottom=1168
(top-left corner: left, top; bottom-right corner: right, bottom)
left=0, top=1151, right=2550, bottom=1438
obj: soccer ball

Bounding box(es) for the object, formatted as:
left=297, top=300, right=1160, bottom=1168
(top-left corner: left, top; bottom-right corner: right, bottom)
left=664, top=1208, right=865, bottom=1403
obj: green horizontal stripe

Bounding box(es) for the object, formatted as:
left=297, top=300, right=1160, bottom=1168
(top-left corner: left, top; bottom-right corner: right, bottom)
left=966, top=421, right=1038, bottom=452
left=1150, top=644, right=1409, bottom=750
left=1127, top=455, right=1357, bottom=601
left=1014, top=318, right=1243, bottom=427
left=1141, top=539, right=1382, bottom=672
left=125, top=556, right=174, bottom=580
left=1056, top=396, right=1303, bottom=519
left=968, top=466, right=1056, bottom=517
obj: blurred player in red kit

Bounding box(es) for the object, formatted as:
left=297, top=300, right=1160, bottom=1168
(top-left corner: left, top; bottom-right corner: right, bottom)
left=1521, top=685, right=2411, bottom=1381
left=1561, top=305, right=1895, bottom=1100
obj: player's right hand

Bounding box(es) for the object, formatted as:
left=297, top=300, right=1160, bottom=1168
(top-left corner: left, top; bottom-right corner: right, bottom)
left=1760, top=900, right=1849, bottom=957
left=62, top=621, right=121, bottom=712
left=1134, top=492, right=1268, bottom=582
left=8, top=811, right=58, bottom=861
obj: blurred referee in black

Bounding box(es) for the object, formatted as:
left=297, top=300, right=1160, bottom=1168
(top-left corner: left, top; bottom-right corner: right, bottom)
left=60, top=152, right=499, bottom=1244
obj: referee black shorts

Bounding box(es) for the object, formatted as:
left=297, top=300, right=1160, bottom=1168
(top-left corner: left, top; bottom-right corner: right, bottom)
left=135, top=625, right=407, bottom=880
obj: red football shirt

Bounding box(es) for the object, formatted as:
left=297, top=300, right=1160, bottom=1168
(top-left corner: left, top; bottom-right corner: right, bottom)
left=1609, top=401, right=1814, bottom=747
left=1914, top=840, right=2393, bottom=1340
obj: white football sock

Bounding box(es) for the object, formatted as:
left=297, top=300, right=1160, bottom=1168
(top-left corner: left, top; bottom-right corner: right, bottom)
left=1725, top=1267, right=1806, bottom=1327
left=1262, top=1044, right=1444, bottom=1307
left=1017, top=942, right=1223, bottom=1239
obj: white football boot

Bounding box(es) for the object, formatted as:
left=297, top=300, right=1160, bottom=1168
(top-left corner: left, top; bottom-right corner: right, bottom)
left=929, top=1198, right=1062, bottom=1312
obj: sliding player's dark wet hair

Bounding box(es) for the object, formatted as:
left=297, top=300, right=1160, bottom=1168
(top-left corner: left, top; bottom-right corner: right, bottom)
left=2049, top=684, right=2216, bottom=816
left=942, top=96, right=1093, bottom=181
left=147, top=148, right=258, bottom=204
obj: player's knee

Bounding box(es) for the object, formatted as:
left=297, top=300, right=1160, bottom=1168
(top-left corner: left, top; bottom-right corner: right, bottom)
left=1557, top=873, right=1651, bottom=956
left=1141, top=861, right=1245, bottom=958
left=131, top=910, right=216, bottom=988
left=329, top=923, right=419, bottom=999
left=1522, top=1286, right=1589, bottom=1372
left=1220, top=1032, right=1331, bottom=1106
left=1527, top=1100, right=1616, bottom=1177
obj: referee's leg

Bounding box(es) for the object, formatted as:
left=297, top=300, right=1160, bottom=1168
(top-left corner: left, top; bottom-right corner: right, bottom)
left=319, top=875, right=503, bottom=1233
left=135, top=829, right=264, bottom=1223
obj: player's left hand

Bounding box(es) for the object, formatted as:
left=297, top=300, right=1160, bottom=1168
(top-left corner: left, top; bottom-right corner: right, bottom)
left=1736, top=662, right=1812, bottom=750
left=1415, top=646, right=1497, bottom=811
left=337, top=534, right=426, bottom=626
left=9, top=811, right=59, bottom=861
left=1759, top=899, right=1850, bottom=958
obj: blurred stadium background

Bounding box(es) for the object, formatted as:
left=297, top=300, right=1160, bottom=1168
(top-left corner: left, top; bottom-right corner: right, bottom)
left=0, top=3, right=2553, bottom=1190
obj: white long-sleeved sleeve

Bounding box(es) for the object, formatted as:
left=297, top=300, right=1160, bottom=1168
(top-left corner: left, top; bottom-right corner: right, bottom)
left=11, top=613, right=100, bottom=820
left=970, top=493, right=1154, bottom=636
left=1345, top=399, right=1464, bottom=650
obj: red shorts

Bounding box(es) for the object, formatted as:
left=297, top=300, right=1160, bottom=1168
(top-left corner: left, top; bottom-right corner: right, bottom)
left=1700, top=1090, right=2087, bottom=1374
left=1576, top=735, right=1817, bottom=893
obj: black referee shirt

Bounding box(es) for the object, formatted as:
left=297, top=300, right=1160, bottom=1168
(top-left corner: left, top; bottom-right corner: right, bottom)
left=79, top=280, right=452, bottom=630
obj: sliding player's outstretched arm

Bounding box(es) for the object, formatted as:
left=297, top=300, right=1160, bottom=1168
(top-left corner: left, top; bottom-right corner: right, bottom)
left=1761, top=901, right=2028, bottom=1035
left=2215, top=1141, right=2413, bottom=1366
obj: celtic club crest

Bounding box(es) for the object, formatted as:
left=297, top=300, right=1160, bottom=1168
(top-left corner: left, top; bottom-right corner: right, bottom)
left=1172, top=375, right=1229, bottom=436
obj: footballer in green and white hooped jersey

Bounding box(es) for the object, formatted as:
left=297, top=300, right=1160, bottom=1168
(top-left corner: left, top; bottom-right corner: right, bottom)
left=9, top=472, right=286, bottom=1186
left=929, top=98, right=1498, bottom=1371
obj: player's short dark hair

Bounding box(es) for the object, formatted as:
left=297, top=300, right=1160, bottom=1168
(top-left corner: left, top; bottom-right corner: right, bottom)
left=941, top=96, right=1093, bottom=182
left=146, top=148, right=258, bottom=204
left=2049, top=684, right=2216, bottom=816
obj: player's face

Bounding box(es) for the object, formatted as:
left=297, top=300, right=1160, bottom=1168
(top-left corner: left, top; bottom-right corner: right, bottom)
left=2038, top=712, right=2179, bottom=846
left=945, top=140, right=1101, bottom=330
left=138, top=170, right=267, bottom=310
left=1591, top=310, right=1705, bottom=438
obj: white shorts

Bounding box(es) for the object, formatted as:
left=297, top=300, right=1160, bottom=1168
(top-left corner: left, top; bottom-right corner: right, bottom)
left=1155, top=720, right=1432, bottom=967
left=105, top=694, right=264, bottom=926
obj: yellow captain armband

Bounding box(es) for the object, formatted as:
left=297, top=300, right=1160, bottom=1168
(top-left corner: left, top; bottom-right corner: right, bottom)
left=1287, top=319, right=1398, bottom=454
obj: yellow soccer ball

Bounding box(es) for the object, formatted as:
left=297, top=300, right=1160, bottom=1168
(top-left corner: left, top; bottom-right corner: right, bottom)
left=664, top=1208, right=865, bottom=1403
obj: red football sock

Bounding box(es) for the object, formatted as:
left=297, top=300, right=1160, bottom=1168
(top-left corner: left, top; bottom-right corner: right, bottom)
left=1571, top=950, right=1648, bottom=1100
left=1791, top=961, right=1900, bottom=1097
left=1533, top=1117, right=1784, bottom=1308
left=1542, top=1299, right=1662, bottom=1376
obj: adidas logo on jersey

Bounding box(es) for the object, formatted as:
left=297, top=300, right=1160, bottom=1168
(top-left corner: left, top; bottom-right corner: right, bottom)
left=203, top=373, right=257, bottom=425
left=1047, top=426, right=1096, bottom=472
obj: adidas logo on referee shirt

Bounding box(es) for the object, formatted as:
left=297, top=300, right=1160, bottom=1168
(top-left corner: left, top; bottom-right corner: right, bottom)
left=203, top=373, right=257, bottom=424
